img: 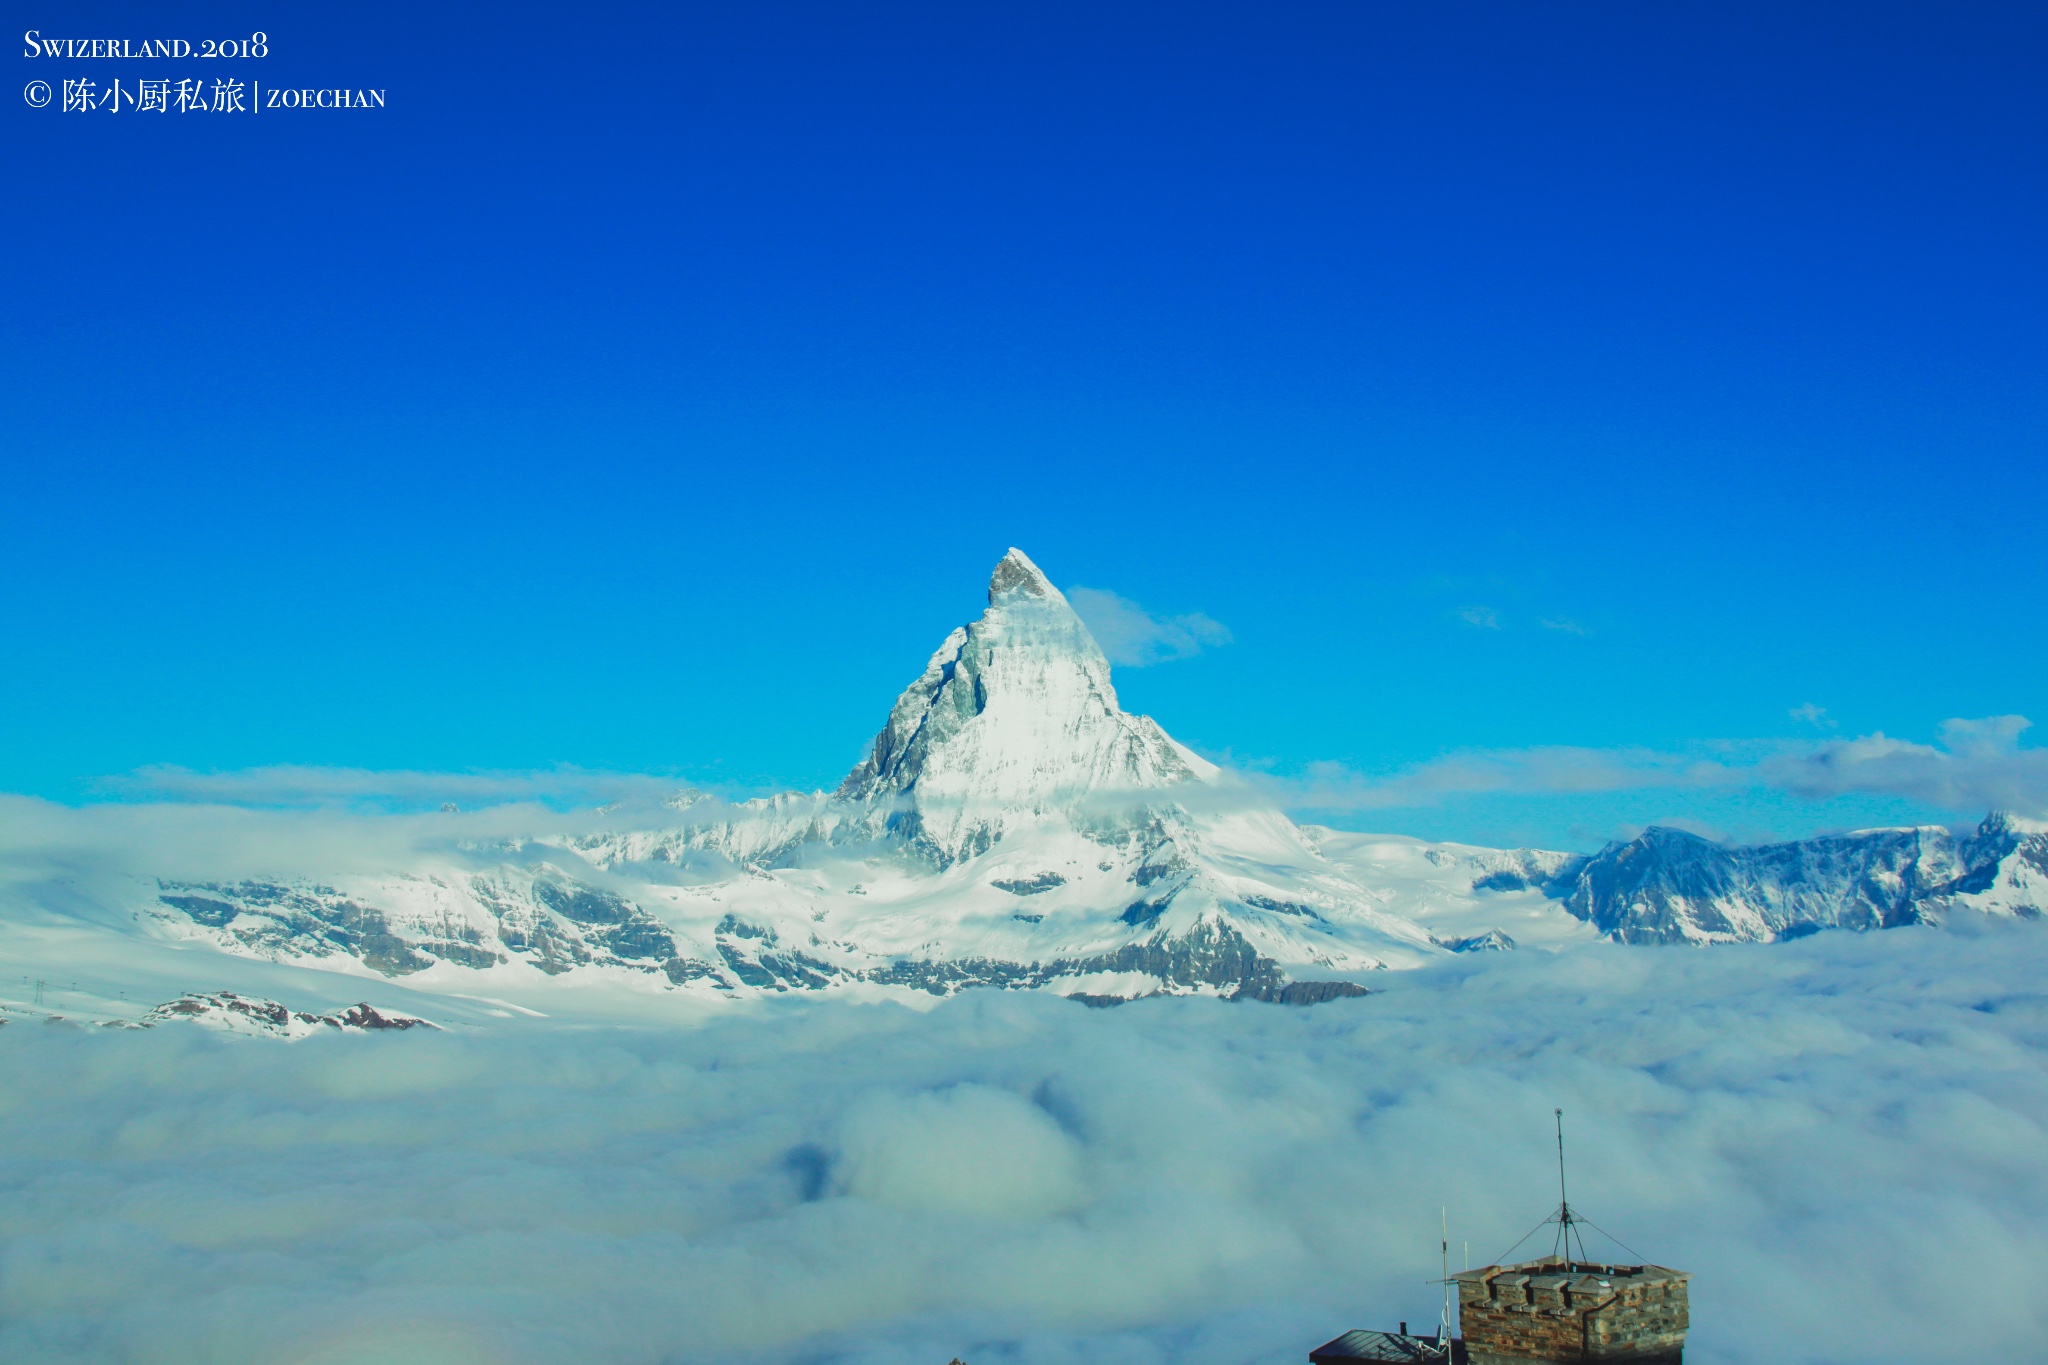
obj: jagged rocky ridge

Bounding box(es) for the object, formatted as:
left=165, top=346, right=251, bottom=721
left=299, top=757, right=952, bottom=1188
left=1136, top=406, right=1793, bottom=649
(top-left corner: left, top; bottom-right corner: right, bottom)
left=130, top=549, right=2048, bottom=1002
left=155, top=875, right=724, bottom=986
left=1, top=991, right=447, bottom=1038
left=1548, top=812, right=2047, bottom=943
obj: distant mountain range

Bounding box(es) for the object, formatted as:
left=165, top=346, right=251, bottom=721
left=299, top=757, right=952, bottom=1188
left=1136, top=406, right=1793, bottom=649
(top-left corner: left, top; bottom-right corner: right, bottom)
left=1552, top=811, right=2045, bottom=943
left=80, top=550, right=2048, bottom=1004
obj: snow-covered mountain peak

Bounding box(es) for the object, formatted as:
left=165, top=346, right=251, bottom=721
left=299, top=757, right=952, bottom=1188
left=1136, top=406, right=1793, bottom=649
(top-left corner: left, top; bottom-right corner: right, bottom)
left=838, top=548, right=1211, bottom=860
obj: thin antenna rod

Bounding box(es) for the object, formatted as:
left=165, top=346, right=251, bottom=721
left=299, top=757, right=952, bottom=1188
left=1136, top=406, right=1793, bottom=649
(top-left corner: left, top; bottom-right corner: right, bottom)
left=1437, top=1205, right=1455, bottom=1357
left=1556, top=1108, right=1568, bottom=1215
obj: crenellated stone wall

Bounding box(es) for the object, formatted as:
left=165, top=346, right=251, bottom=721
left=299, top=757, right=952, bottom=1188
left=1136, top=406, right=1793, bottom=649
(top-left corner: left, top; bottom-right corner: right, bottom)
left=1452, top=1258, right=1688, bottom=1364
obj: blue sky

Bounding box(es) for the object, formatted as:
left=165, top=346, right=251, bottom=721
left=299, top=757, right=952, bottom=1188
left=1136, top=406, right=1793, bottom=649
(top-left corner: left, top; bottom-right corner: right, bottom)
left=6, top=1, right=2044, bottom=848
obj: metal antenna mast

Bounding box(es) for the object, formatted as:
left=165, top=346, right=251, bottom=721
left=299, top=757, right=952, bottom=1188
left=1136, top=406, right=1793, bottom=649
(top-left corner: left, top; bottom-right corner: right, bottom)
left=1549, top=1108, right=1587, bottom=1265
left=1489, top=1109, right=1650, bottom=1272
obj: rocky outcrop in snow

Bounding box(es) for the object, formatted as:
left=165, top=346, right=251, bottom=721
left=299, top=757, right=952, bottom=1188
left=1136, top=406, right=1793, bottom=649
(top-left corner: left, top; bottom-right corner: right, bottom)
left=135, top=991, right=437, bottom=1038
left=155, top=874, right=722, bottom=986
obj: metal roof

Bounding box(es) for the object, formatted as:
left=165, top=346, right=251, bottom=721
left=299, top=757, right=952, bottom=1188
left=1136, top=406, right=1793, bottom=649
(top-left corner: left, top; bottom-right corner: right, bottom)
left=1308, top=1330, right=1465, bottom=1365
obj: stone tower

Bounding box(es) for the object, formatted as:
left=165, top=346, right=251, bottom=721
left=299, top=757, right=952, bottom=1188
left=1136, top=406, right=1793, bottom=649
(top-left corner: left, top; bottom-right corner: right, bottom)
left=1451, top=1256, right=1689, bottom=1364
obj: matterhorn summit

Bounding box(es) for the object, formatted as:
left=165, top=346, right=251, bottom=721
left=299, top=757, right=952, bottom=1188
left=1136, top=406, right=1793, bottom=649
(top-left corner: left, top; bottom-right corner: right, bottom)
left=838, top=548, right=1214, bottom=863
left=43, top=547, right=2048, bottom=1019
left=123, top=549, right=1448, bottom=1003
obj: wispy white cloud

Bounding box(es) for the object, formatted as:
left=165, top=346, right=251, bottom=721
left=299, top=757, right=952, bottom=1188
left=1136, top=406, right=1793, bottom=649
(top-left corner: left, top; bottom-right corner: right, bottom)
left=1458, top=606, right=1502, bottom=630
left=1540, top=617, right=1590, bottom=636
left=97, top=764, right=688, bottom=811
left=1068, top=587, right=1233, bottom=667
left=1761, top=715, right=2048, bottom=814
left=74, top=714, right=2048, bottom=832
left=1789, top=703, right=1835, bottom=729
left=1269, top=716, right=2048, bottom=820
left=1271, top=746, right=1742, bottom=810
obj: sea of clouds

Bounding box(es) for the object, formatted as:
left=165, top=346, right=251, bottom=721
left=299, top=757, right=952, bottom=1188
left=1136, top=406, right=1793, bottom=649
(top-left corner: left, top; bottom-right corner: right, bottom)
left=5, top=919, right=2047, bottom=1365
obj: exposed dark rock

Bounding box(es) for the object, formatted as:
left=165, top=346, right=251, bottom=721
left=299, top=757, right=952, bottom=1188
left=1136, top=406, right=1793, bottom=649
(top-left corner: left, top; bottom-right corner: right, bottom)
left=1232, top=979, right=1369, bottom=1005
left=1431, top=929, right=1516, bottom=952
left=756, top=949, right=840, bottom=989
left=596, top=918, right=681, bottom=962
left=1241, top=894, right=1325, bottom=921
left=157, top=894, right=240, bottom=927
left=326, top=1003, right=436, bottom=1031
left=869, top=920, right=1296, bottom=1000
left=866, top=956, right=1048, bottom=995
left=524, top=916, right=591, bottom=974
left=418, top=941, right=506, bottom=969
left=1130, top=860, right=1184, bottom=887
left=1088, top=920, right=1288, bottom=995
left=993, top=872, right=1066, bottom=895
left=138, top=991, right=438, bottom=1035
left=533, top=879, right=633, bottom=927
left=1119, top=900, right=1168, bottom=928
left=157, top=874, right=704, bottom=982
left=334, top=901, right=434, bottom=976
left=157, top=882, right=430, bottom=976
left=662, top=957, right=727, bottom=987
left=717, top=943, right=782, bottom=989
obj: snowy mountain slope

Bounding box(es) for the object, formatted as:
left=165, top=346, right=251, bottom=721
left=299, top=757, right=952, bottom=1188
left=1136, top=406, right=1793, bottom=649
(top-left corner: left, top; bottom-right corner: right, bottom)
left=1301, top=828, right=1597, bottom=950
left=15, top=548, right=2048, bottom=1011
left=112, top=550, right=1446, bottom=1002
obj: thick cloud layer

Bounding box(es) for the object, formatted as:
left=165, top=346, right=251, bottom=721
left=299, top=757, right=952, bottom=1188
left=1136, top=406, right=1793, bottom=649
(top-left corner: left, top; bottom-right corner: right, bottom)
left=5, top=925, right=2048, bottom=1365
